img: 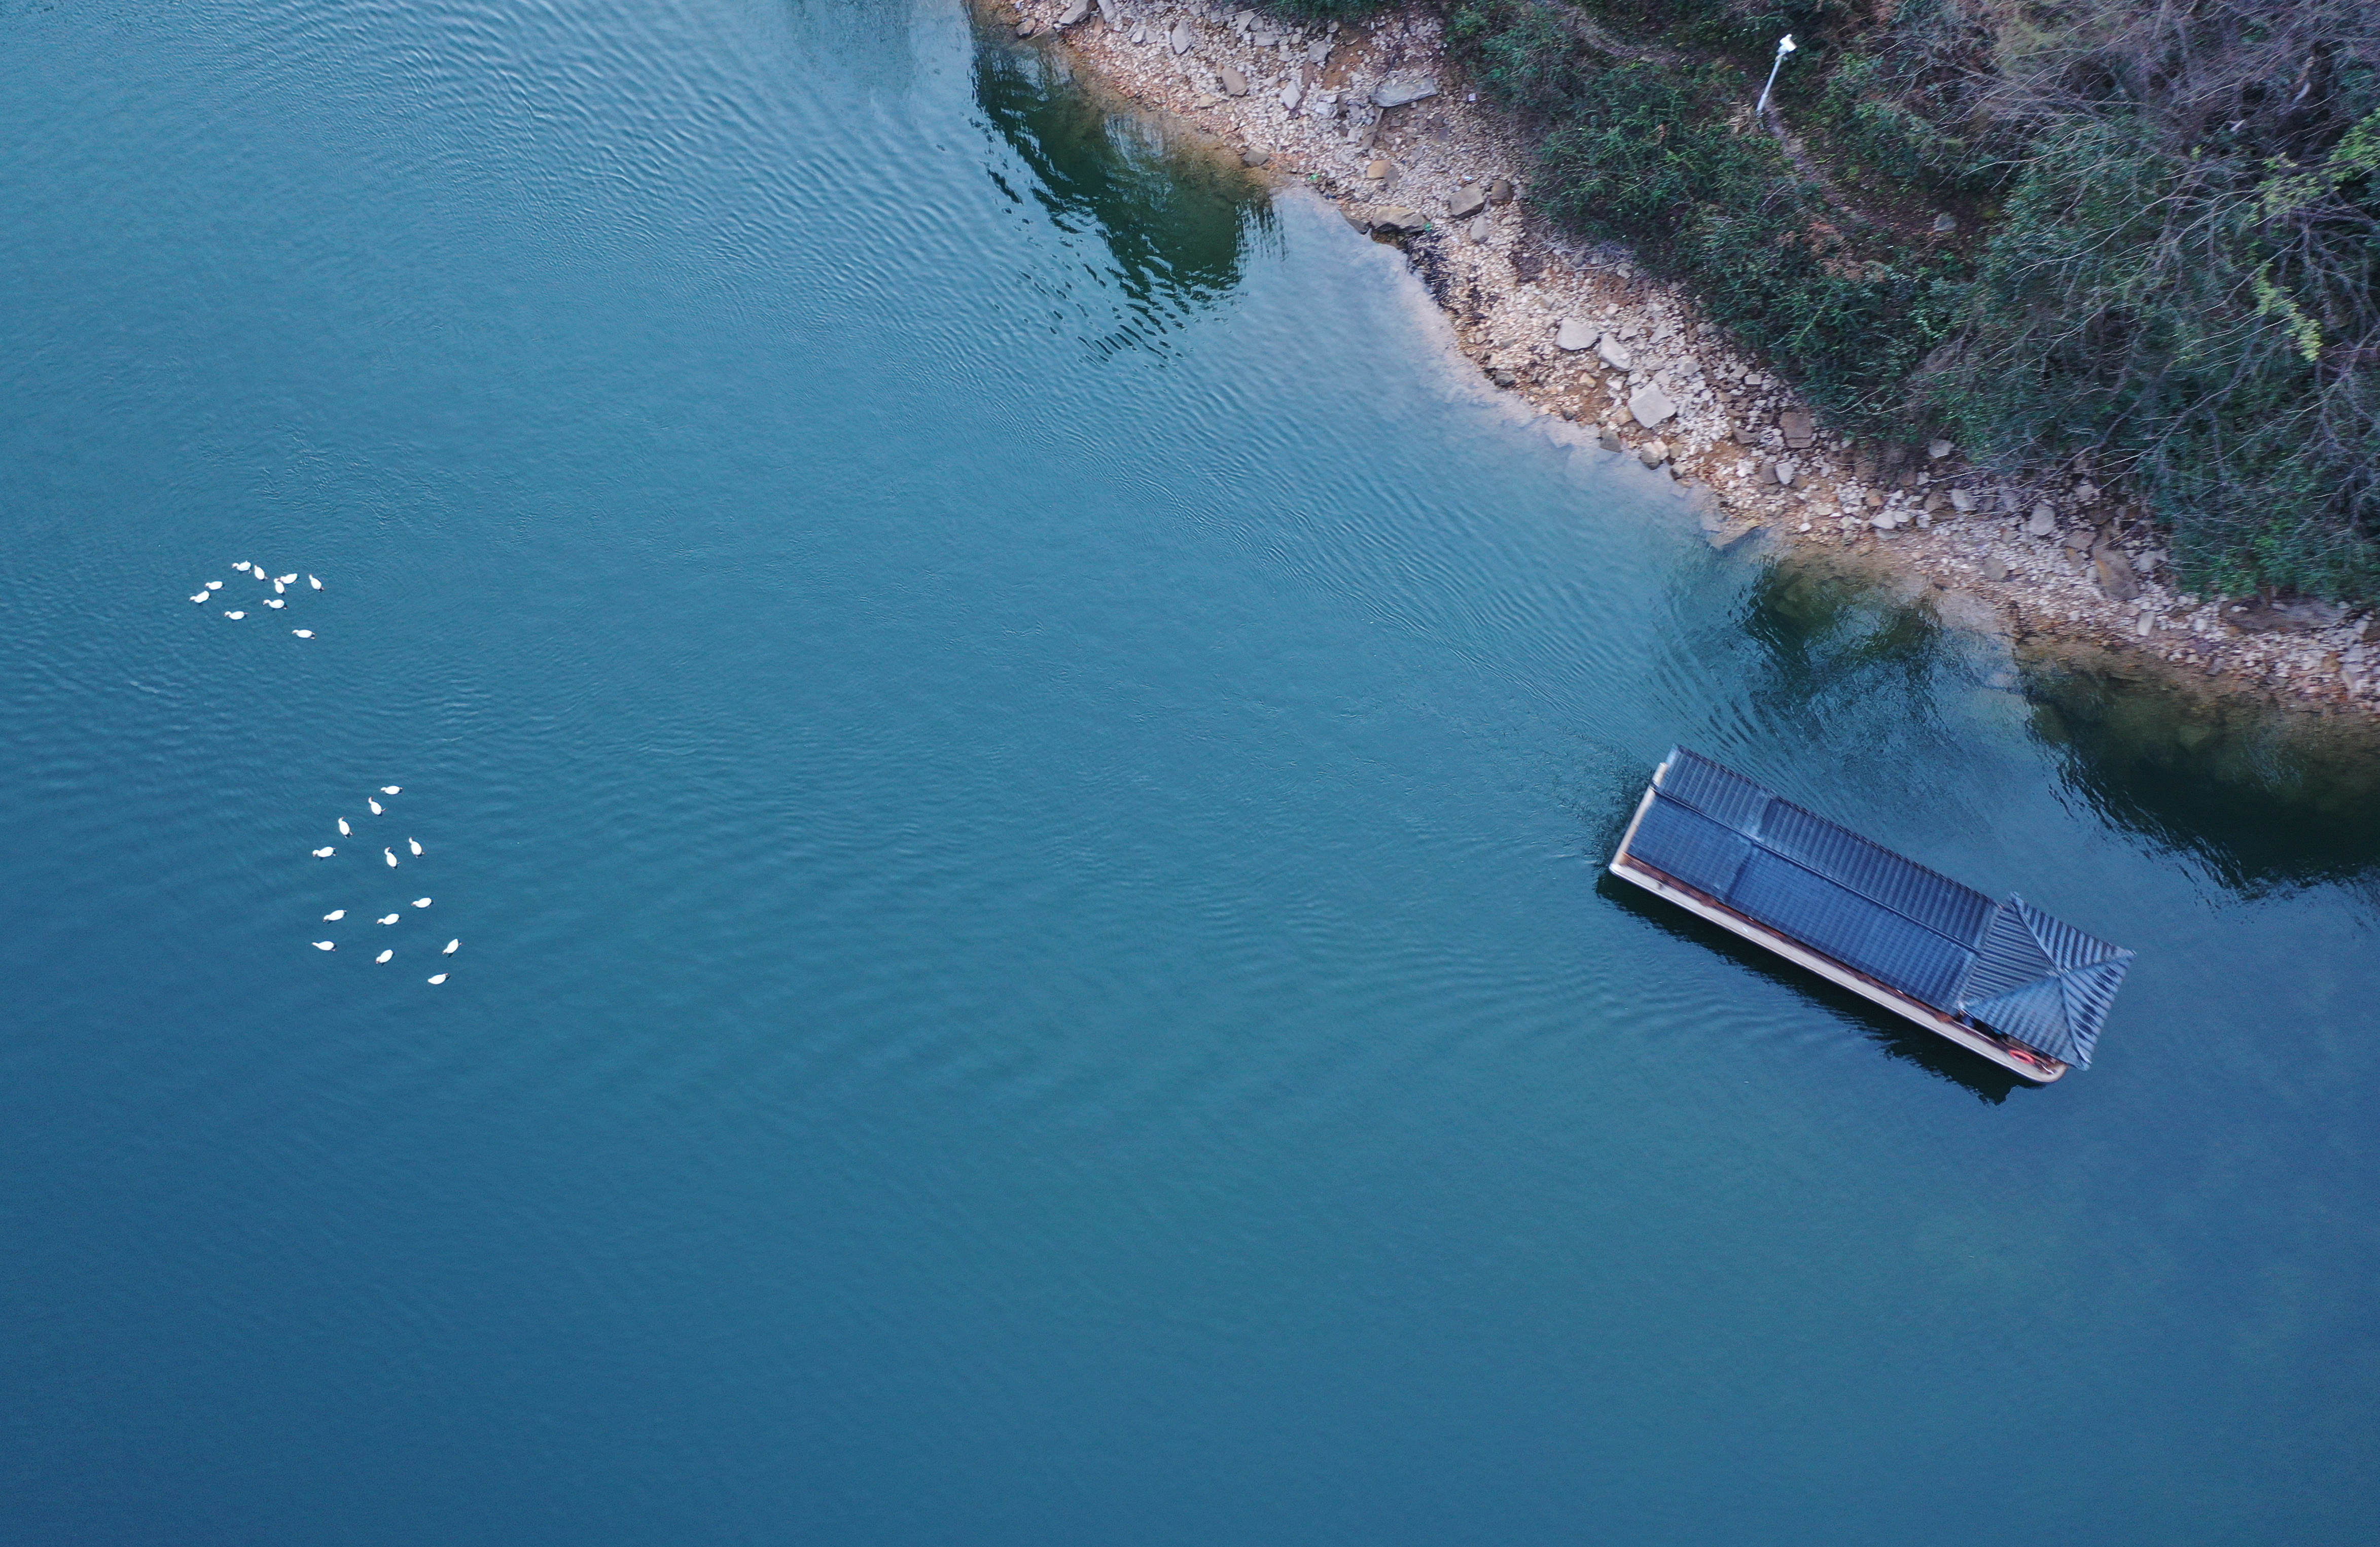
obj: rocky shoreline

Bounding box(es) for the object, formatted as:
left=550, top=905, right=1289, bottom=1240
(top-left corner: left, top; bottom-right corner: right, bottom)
left=994, top=0, right=2379, bottom=717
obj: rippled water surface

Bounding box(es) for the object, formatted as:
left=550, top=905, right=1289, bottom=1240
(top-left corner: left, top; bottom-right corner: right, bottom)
left=4, top=4, right=2377, bottom=1542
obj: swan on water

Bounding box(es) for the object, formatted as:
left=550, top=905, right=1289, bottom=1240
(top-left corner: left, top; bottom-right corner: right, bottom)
left=368, top=798, right=382, bottom=815
left=378, top=913, right=399, bottom=925
left=224, top=610, right=245, bottom=620
left=308, top=574, right=322, bottom=590
left=407, top=837, right=422, bottom=856
left=273, top=582, right=286, bottom=595
left=375, top=949, right=393, bottom=963
left=384, top=847, right=398, bottom=867
left=411, top=897, right=431, bottom=907
left=292, top=629, right=313, bottom=639
left=337, top=818, right=351, bottom=836
left=233, top=561, right=251, bottom=572
left=442, top=938, right=458, bottom=954
left=313, top=941, right=336, bottom=951
left=325, top=909, right=345, bottom=921
left=427, top=973, right=448, bottom=985
left=205, top=580, right=222, bottom=590
left=277, top=574, right=297, bottom=585
left=265, top=599, right=285, bottom=609
left=312, top=846, right=335, bottom=857
left=189, top=592, right=208, bottom=604
left=381, top=786, right=401, bottom=795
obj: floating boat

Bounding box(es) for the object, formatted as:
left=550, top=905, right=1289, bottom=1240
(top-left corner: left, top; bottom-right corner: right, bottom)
left=1609, top=748, right=2132, bottom=1082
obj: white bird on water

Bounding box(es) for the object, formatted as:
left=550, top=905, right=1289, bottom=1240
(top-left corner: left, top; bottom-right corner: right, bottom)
left=368, top=798, right=382, bottom=816
left=338, top=818, right=351, bottom=836
left=377, top=913, right=400, bottom=926
left=224, top=610, right=246, bottom=620
left=442, top=938, right=458, bottom=955
left=292, top=629, right=313, bottom=639
left=427, top=973, right=448, bottom=985
left=384, top=847, right=398, bottom=867
left=265, top=599, right=285, bottom=609
left=277, top=573, right=297, bottom=585
left=411, top=897, right=431, bottom=908
left=308, top=574, right=322, bottom=590
left=272, top=581, right=286, bottom=595
left=205, top=580, right=222, bottom=590
left=381, top=786, right=401, bottom=795
left=233, top=561, right=252, bottom=572
left=407, top=837, right=422, bottom=856
left=189, top=592, right=208, bottom=604
left=313, top=940, right=336, bottom=951
left=312, top=846, right=335, bottom=858
left=375, top=949, right=393, bottom=964
left=324, top=909, right=345, bottom=921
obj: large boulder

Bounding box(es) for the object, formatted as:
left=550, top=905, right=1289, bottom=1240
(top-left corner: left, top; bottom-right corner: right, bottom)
left=1779, top=409, right=1814, bottom=449
left=1170, top=20, right=1193, bottom=54
left=1218, top=66, right=1249, bottom=96
left=1629, top=382, right=1678, bottom=428
left=1057, top=0, right=1091, bottom=26
left=1555, top=318, right=1595, bottom=351
left=1372, top=75, right=1439, bottom=108
left=1596, top=333, right=1631, bottom=370
left=1370, top=206, right=1427, bottom=235
left=1447, top=186, right=1487, bottom=220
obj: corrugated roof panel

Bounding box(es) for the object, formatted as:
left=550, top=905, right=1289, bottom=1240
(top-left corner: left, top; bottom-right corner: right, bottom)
left=1726, top=849, right=1975, bottom=1006
left=1657, top=749, right=1773, bottom=835
left=1628, top=794, right=1753, bottom=900
left=1957, top=899, right=2061, bottom=1002
left=1753, top=800, right=1996, bottom=948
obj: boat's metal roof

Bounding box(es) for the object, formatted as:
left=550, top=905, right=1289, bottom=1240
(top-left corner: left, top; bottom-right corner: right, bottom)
left=1627, top=748, right=2132, bottom=1067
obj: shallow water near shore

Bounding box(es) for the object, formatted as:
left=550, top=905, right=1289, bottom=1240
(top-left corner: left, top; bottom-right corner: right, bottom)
left=2, top=4, right=2376, bottom=1543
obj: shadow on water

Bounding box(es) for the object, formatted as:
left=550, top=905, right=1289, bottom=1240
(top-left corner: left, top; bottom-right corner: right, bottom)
left=2017, top=655, right=2380, bottom=900
left=971, top=22, right=1272, bottom=352
left=1596, top=872, right=2024, bottom=1104
left=1734, top=557, right=2380, bottom=901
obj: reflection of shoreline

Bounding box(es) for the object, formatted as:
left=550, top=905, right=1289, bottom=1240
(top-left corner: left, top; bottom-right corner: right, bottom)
left=980, top=1, right=2379, bottom=722
left=1746, top=557, right=2380, bottom=898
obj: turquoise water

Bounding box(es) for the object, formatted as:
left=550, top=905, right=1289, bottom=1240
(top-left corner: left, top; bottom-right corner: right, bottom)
left=3, top=3, right=2377, bottom=1541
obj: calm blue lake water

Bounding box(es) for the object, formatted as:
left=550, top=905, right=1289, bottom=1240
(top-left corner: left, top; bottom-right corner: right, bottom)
left=4, top=3, right=2377, bottom=1542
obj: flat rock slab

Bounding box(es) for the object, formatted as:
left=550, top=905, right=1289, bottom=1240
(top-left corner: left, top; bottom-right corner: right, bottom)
left=1629, top=383, right=1678, bottom=428
left=1373, top=75, right=1439, bottom=108
left=1555, top=318, right=1595, bottom=351
left=1057, top=0, right=1091, bottom=26
left=1170, top=21, right=1193, bottom=54
left=2094, top=553, right=2141, bottom=601
left=1597, top=333, right=1631, bottom=370
left=1370, top=206, right=1426, bottom=234
left=1488, top=177, right=1514, bottom=203
left=1447, top=186, right=1487, bottom=220
left=1218, top=66, right=1249, bottom=96
left=1779, top=409, right=1814, bottom=449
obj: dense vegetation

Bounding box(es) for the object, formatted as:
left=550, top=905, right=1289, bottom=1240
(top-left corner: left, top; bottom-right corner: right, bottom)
left=1277, top=0, right=2380, bottom=602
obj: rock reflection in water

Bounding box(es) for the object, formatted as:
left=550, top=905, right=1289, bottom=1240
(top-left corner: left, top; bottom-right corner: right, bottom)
left=972, top=22, right=1272, bottom=352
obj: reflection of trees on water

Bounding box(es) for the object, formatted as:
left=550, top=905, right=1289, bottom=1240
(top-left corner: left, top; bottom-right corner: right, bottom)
left=971, top=25, right=1273, bottom=353
left=1730, top=561, right=2380, bottom=899
left=2019, top=663, right=2380, bottom=898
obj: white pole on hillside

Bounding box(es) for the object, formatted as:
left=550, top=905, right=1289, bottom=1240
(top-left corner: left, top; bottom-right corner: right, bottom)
left=1756, top=34, right=1797, bottom=116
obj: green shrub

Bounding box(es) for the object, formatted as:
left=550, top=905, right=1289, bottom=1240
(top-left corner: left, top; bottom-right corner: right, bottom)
left=1447, top=1, right=1964, bottom=430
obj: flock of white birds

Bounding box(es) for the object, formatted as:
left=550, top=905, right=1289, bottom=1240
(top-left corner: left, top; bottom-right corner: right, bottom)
left=196, top=556, right=464, bottom=984
left=188, top=559, right=323, bottom=637
left=308, top=784, right=458, bottom=983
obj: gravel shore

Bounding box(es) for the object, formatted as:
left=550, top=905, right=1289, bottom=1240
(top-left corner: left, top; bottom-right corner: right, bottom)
left=996, top=0, right=2380, bottom=716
